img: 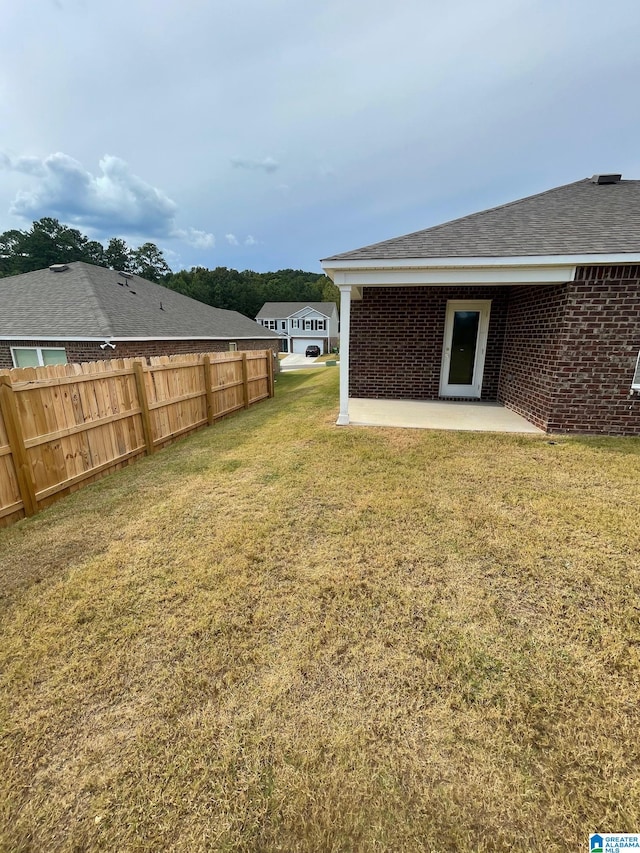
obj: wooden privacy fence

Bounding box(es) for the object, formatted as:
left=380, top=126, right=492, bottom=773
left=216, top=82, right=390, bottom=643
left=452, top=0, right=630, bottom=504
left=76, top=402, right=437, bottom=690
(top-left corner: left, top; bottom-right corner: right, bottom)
left=0, top=350, right=274, bottom=528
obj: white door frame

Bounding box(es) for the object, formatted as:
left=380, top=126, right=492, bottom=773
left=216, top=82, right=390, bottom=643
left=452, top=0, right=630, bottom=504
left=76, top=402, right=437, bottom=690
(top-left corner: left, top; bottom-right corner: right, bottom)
left=439, top=300, right=492, bottom=398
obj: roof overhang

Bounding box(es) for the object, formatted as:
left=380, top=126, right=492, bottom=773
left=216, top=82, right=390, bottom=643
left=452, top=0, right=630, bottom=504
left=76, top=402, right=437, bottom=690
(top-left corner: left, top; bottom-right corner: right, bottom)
left=0, top=334, right=279, bottom=342
left=322, top=252, right=640, bottom=288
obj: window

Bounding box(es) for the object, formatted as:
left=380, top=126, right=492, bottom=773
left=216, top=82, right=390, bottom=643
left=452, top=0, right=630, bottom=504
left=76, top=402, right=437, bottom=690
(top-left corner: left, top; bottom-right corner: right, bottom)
left=229, top=342, right=238, bottom=352
left=281, top=320, right=286, bottom=330
left=304, top=319, right=312, bottom=330
left=633, top=350, right=640, bottom=391
left=11, top=347, right=67, bottom=368
left=316, top=319, right=326, bottom=331
left=291, top=319, right=299, bottom=329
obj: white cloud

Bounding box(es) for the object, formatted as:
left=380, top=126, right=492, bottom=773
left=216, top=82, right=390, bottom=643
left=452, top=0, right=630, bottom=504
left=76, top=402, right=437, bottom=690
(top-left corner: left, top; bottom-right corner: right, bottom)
left=225, top=233, right=239, bottom=245
left=173, top=227, right=215, bottom=249
left=0, top=152, right=213, bottom=250
left=244, top=235, right=257, bottom=246
left=230, top=156, right=279, bottom=173
left=3, top=152, right=177, bottom=235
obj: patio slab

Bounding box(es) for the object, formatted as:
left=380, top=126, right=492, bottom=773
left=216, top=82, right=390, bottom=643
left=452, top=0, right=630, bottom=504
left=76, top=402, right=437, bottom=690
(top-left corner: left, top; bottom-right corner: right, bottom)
left=347, top=398, right=544, bottom=434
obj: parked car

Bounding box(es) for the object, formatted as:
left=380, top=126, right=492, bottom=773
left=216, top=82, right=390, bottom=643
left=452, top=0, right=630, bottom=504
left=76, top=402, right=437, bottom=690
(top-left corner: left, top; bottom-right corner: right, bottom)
left=305, top=345, right=321, bottom=358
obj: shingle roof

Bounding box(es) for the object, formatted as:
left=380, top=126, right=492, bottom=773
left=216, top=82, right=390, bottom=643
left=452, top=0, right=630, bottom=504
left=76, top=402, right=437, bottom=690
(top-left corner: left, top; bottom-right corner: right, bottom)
left=0, top=262, right=279, bottom=340
left=255, top=302, right=337, bottom=318
left=322, top=177, right=640, bottom=262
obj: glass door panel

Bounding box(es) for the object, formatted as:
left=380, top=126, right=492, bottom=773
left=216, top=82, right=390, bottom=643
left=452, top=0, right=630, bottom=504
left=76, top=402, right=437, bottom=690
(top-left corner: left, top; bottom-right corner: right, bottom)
left=439, top=300, right=491, bottom=398
left=448, top=311, right=480, bottom=385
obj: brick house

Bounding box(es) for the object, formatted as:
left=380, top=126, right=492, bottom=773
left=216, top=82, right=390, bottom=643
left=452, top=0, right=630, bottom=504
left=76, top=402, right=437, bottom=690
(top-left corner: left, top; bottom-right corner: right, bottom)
left=321, top=174, right=640, bottom=435
left=255, top=302, right=339, bottom=353
left=0, top=261, right=280, bottom=369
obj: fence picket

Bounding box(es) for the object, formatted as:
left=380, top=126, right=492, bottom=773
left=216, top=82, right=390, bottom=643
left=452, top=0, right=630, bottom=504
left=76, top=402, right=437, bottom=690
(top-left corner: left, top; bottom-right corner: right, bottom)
left=0, top=350, right=272, bottom=527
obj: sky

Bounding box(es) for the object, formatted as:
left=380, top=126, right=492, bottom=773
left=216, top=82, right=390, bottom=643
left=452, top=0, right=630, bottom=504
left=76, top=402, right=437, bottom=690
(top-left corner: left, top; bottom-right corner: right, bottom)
left=1, top=0, right=640, bottom=274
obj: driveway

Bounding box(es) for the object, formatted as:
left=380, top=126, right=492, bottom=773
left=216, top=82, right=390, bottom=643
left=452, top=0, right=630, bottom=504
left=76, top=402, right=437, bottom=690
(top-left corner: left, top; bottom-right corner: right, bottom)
left=280, top=353, right=332, bottom=370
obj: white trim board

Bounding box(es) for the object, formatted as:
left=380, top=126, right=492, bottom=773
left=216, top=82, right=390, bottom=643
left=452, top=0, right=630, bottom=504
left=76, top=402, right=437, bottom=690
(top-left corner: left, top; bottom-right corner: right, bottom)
left=323, top=252, right=640, bottom=271
left=0, top=334, right=278, bottom=342
left=332, top=266, right=574, bottom=286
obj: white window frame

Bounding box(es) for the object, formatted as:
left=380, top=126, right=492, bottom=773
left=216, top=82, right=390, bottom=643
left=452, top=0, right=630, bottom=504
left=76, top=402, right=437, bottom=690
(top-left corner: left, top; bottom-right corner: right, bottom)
left=10, top=346, right=68, bottom=368
left=228, top=342, right=238, bottom=352
left=632, top=350, right=640, bottom=391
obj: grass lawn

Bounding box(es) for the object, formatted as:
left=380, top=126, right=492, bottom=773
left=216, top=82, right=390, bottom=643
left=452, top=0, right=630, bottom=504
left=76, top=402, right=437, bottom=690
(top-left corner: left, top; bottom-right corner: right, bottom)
left=1, top=369, right=639, bottom=852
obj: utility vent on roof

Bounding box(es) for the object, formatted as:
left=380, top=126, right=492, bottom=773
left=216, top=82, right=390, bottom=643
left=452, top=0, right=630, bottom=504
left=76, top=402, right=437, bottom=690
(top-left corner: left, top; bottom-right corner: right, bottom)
left=49, top=264, right=69, bottom=272
left=591, top=173, right=622, bottom=184
left=119, top=271, right=133, bottom=279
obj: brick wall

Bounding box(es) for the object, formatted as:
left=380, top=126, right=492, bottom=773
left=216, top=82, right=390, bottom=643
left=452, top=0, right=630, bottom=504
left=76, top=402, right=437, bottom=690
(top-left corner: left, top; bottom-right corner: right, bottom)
left=0, top=338, right=278, bottom=370
left=548, top=268, right=640, bottom=435
left=497, top=284, right=569, bottom=429
left=349, top=286, right=508, bottom=400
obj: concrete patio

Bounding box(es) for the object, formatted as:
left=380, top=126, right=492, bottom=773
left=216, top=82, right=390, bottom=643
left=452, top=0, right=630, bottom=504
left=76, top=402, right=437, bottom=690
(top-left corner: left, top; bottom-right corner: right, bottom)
left=347, top=398, right=544, bottom=434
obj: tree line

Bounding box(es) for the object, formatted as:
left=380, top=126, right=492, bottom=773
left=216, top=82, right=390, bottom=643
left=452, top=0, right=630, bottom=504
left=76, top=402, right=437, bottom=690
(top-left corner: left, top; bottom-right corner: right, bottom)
left=0, top=218, right=338, bottom=318
left=0, top=218, right=170, bottom=282
left=162, top=267, right=338, bottom=320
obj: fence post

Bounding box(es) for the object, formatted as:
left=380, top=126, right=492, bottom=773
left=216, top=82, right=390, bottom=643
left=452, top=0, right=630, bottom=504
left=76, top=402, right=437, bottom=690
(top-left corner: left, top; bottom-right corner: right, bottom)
left=133, top=360, right=155, bottom=455
left=266, top=349, right=275, bottom=398
left=241, top=352, right=250, bottom=409
left=0, top=375, right=38, bottom=517
left=203, top=355, right=215, bottom=424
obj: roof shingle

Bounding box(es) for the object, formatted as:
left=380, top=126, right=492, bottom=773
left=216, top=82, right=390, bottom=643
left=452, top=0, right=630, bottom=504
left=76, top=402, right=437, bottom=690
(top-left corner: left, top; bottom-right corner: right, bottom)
left=0, top=262, right=278, bottom=340
left=322, top=178, right=640, bottom=262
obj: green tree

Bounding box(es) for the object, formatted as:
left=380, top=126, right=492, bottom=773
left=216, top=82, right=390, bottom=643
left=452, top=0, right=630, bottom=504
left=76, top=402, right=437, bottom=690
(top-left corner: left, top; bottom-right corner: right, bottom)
left=161, top=267, right=339, bottom=319
left=85, top=240, right=106, bottom=267
left=321, top=276, right=340, bottom=310
left=24, top=218, right=89, bottom=269
left=104, top=237, right=132, bottom=271
left=0, top=229, right=26, bottom=276
left=131, top=242, right=171, bottom=282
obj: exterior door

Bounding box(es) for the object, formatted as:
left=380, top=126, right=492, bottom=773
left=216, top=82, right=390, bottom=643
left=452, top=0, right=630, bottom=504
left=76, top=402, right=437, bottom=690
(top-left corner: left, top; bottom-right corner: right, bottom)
left=439, top=300, right=491, bottom=398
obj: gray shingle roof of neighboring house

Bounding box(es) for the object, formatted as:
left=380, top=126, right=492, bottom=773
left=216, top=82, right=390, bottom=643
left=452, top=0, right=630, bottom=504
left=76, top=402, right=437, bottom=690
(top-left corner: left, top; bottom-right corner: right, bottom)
left=0, top=262, right=279, bottom=340
left=255, top=302, right=337, bottom=318
left=322, top=177, right=640, bottom=261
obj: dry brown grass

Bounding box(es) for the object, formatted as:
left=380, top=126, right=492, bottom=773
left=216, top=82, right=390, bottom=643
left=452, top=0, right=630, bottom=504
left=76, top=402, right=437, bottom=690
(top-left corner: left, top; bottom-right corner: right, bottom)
left=1, top=369, right=639, bottom=852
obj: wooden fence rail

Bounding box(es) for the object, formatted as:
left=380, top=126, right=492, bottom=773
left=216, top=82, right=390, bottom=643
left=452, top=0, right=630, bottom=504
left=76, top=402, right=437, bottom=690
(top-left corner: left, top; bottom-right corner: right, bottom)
left=0, top=350, right=274, bottom=528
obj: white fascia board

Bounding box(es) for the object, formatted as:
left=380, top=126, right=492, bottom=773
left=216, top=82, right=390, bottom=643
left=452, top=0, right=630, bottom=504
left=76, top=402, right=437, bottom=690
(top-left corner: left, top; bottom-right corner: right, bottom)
left=0, top=334, right=278, bottom=342
left=291, top=306, right=330, bottom=319
left=323, top=252, right=640, bottom=272
left=0, top=335, right=109, bottom=342
left=332, top=266, right=574, bottom=286
left=323, top=252, right=640, bottom=286
left=108, top=335, right=278, bottom=341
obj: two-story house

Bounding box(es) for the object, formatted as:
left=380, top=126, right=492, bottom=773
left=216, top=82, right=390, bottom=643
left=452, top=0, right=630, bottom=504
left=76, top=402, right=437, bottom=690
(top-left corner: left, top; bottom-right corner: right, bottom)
left=255, top=302, right=339, bottom=354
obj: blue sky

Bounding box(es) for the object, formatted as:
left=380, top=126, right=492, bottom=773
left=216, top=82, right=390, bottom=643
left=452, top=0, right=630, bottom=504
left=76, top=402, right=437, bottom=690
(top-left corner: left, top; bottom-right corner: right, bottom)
left=1, top=0, right=640, bottom=273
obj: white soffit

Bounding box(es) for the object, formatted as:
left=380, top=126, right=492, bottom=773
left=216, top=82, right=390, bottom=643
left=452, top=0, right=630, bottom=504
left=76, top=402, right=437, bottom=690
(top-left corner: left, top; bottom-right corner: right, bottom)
left=323, top=252, right=640, bottom=287
left=331, top=266, right=574, bottom=286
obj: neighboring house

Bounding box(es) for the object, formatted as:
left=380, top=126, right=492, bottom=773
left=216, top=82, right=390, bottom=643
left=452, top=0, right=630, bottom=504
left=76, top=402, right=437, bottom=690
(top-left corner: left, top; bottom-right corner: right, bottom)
left=0, top=262, right=280, bottom=369
left=255, top=302, right=339, bottom=353
left=322, top=174, right=640, bottom=435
